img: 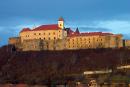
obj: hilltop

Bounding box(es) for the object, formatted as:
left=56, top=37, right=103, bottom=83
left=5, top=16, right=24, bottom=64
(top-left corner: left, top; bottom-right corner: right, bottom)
left=0, top=45, right=130, bottom=84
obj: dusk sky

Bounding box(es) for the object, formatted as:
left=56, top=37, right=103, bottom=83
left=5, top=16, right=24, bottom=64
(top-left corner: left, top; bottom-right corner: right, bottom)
left=0, top=0, right=130, bottom=46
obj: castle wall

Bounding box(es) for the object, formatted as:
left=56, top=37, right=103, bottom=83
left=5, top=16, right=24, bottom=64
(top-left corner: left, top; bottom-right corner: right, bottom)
left=22, top=39, right=67, bottom=51
left=20, top=29, right=67, bottom=43
left=8, top=37, right=20, bottom=45
left=9, top=32, right=123, bottom=51
left=22, top=39, right=42, bottom=51
left=20, top=33, right=123, bottom=51
left=124, top=40, right=130, bottom=48
left=8, top=37, right=22, bottom=49
left=65, top=35, right=123, bottom=50
left=116, top=34, right=123, bottom=48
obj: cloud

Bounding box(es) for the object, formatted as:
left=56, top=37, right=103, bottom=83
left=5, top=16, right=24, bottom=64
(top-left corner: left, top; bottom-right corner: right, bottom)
left=95, top=20, right=130, bottom=33
left=122, top=33, right=130, bottom=39
left=67, top=20, right=130, bottom=39
left=78, top=26, right=111, bottom=32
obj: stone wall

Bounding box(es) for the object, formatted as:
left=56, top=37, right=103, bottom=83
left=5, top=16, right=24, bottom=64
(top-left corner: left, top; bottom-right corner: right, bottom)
left=9, top=33, right=124, bottom=51
left=19, top=29, right=67, bottom=43
left=21, top=39, right=66, bottom=51
left=8, top=37, right=22, bottom=49
left=20, top=34, right=123, bottom=51
left=124, top=40, right=130, bottom=48
left=65, top=34, right=123, bottom=50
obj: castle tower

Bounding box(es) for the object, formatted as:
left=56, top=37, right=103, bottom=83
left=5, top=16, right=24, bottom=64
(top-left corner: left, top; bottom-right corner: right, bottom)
left=75, top=27, right=80, bottom=34
left=58, top=17, right=64, bottom=29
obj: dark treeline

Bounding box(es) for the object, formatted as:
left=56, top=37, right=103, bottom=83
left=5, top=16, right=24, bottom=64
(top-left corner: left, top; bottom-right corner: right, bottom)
left=0, top=45, right=130, bottom=85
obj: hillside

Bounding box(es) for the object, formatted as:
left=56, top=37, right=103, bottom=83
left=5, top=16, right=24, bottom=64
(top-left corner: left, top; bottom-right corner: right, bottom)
left=0, top=45, right=130, bottom=84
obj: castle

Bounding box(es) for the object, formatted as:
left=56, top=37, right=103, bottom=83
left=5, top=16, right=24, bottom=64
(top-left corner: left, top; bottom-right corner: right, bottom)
left=8, top=17, right=130, bottom=51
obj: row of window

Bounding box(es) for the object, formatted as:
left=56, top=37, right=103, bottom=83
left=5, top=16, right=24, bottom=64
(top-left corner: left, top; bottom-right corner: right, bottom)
left=24, top=42, right=104, bottom=50
left=26, top=33, right=56, bottom=37
left=68, top=40, right=104, bottom=44
left=33, top=31, right=61, bottom=36
left=40, top=37, right=56, bottom=40
left=34, top=32, right=56, bottom=35
left=68, top=43, right=104, bottom=48
left=25, top=34, right=61, bottom=38
left=70, top=38, right=103, bottom=41
left=68, top=45, right=92, bottom=48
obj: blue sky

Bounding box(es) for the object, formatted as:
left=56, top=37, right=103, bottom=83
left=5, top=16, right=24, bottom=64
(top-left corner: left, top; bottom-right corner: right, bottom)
left=0, top=0, right=130, bottom=46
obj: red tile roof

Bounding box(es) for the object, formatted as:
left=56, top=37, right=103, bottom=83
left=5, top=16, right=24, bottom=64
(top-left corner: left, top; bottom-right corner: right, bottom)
left=20, top=28, right=31, bottom=32
left=20, top=24, right=61, bottom=32
left=67, top=32, right=113, bottom=37
left=80, top=32, right=113, bottom=36
left=33, top=24, right=61, bottom=31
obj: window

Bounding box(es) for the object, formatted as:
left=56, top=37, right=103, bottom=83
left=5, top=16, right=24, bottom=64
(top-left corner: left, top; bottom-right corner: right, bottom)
left=47, top=45, right=48, bottom=49
left=80, top=38, right=82, bottom=41
left=44, top=38, right=45, bottom=40
left=53, top=32, right=55, bottom=35
left=49, top=37, right=50, bottom=40
left=49, top=33, right=50, bottom=35
left=26, top=35, right=29, bottom=37
left=44, top=33, right=45, bottom=35
left=34, top=33, right=36, bottom=35
left=54, top=37, right=56, bottom=40
left=39, top=33, right=41, bottom=35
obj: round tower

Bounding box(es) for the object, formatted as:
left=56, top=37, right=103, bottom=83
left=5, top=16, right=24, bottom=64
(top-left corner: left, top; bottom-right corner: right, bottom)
left=58, top=17, right=64, bottom=29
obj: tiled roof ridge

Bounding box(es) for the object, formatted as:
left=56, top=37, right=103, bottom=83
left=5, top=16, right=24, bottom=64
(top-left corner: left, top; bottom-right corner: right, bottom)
left=67, top=32, right=114, bottom=37
left=20, top=28, right=31, bottom=32
left=20, top=24, right=61, bottom=32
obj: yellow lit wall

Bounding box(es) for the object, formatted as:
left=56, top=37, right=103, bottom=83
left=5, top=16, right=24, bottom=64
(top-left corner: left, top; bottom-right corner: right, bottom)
left=65, top=35, right=123, bottom=50
left=20, top=29, right=67, bottom=42
left=124, top=40, right=130, bottom=47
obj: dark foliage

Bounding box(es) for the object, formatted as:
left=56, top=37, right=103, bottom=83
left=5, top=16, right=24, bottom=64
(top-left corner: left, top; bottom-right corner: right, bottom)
left=0, top=45, right=130, bottom=84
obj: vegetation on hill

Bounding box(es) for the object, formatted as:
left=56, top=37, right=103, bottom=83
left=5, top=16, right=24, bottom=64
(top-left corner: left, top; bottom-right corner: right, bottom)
left=0, top=45, right=130, bottom=84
